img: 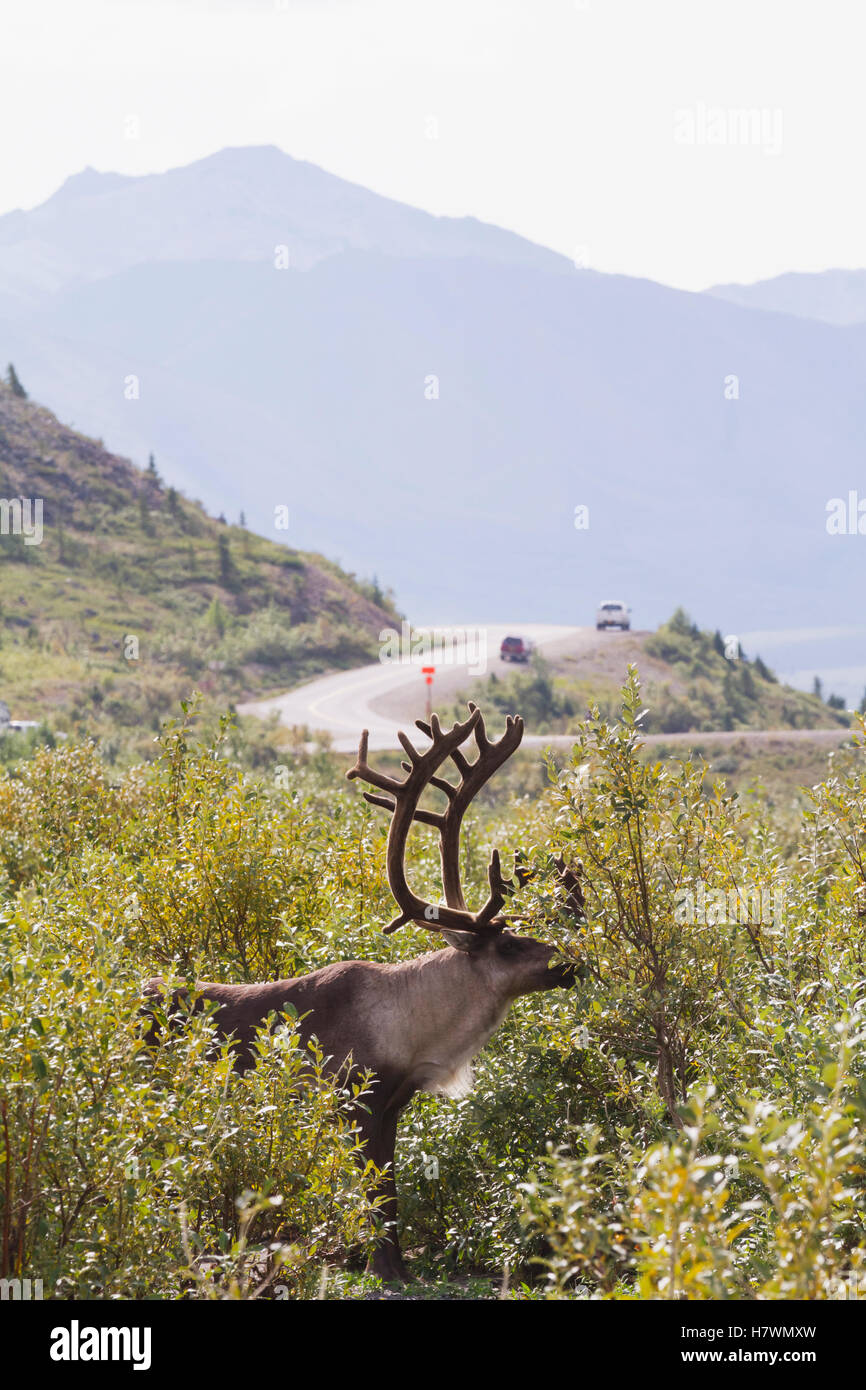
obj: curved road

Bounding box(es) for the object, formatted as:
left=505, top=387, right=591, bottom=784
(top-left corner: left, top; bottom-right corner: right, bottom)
left=237, top=623, right=855, bottom=755
left=238, top=623, right=587, bottom=751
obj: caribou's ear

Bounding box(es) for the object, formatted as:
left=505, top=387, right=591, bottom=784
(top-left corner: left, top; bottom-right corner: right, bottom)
left=440, top=928, right=481, bottom=953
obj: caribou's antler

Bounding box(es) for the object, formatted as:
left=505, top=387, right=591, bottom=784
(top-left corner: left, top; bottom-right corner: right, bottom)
left=494, top=851, right=586, bottom=933
left=414, top=702, right=524, bottom=914
left=346, top=704, right=523, bottom=936
left=554, top=856, right=586, bottom=924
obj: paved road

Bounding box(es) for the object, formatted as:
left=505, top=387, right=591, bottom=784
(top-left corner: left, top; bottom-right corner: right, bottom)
left=237, top=623, right=856, bottom=754
left=237, top=623, right=588, bottom=751
left=641, top=727, right=851, bottom=747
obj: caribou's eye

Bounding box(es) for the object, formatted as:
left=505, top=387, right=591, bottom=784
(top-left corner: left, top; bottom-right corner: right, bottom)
left=499, top=937, right=521, bottom=956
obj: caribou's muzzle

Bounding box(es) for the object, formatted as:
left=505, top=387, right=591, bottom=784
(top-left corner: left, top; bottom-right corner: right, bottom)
left=550, top=961, right=578, bottom=989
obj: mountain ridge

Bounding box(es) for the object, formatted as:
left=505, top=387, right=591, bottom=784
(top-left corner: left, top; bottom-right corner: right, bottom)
left=2, top=146, right=865, bottom=702
left=0, top=144, right=568, bottom=304
left=0, top=377, right=399, bottom=759
left=708, top=267, right=866, bottom=326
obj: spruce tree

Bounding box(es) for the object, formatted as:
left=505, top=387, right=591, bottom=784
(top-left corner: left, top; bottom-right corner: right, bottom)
left=217, top=534, right=235, bottom=587
left=754, top=655, right=775, bottom=683
left=6, top=363, right=27, bottom=398
left=740, top=665, right=756, bottom=699
left=207, top=598, right=227, bottom=638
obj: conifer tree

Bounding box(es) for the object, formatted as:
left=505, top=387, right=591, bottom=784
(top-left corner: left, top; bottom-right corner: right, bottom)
left=6, top=363, right=27, bottom=398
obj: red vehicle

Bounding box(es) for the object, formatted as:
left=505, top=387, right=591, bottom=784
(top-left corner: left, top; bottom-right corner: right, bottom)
left=499, top=634, right=534, bottom=663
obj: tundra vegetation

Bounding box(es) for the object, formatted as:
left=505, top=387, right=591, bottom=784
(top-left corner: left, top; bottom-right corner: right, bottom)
left=0, top=381, right=399, bottom=765
left=0, top=672, right=864, bottom=1300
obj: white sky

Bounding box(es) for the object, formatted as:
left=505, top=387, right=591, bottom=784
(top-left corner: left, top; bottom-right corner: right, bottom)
left=1, top=0, right=864, bottom=290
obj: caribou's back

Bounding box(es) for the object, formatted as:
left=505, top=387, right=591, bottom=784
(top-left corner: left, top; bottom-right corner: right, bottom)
left=143, top=959, right=389, bottom=1073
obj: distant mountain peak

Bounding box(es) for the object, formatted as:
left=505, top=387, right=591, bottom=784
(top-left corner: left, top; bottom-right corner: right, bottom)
left=0, top=143, right=567, bottom=291
left=195, top=143, right=292, bottom=166
left=707, top=267, right=866, bottom=326
left=1, top=145, right=864, bottom=700
left=54, top=166, right=133, bottom=199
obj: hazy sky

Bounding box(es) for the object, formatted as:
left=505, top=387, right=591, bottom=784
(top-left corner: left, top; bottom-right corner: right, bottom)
left=2, top=0, right=864, bottom=290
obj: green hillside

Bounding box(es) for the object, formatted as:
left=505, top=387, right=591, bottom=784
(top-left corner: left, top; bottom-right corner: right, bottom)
left=0, top=375, right=399, bottom=759
left=449, top=609, right=852, bottom=736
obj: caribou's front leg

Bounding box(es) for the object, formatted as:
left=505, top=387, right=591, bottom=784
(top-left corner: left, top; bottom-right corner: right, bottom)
left=356, top=1101, right=409, bottom=1284
left=369, top=1107, right=409, bottom=1283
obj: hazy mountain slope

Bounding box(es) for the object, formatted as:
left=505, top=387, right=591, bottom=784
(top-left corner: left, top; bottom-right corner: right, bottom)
left=5, top=250, right=864, bottom=636
left=707, top=269, right=866, bottom=325
left=0, top=380, right=398, bottom=757
left=0, top=145, right=565, bottom=308
left=1, top=147, right=864, bottom=682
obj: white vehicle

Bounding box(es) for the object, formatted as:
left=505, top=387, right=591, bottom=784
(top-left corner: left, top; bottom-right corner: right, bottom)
left=596, top=600, right=631, bottom=631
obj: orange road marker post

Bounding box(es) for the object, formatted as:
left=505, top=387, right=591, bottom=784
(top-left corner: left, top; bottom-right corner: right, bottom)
left=421, top=666, right=435, bottom=722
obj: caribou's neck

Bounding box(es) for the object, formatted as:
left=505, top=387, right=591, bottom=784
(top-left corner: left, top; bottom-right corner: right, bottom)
left=379, top=947, right=512, bottom=1100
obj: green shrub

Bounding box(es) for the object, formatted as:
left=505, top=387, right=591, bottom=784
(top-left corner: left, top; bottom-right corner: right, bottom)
left=1, top=685, right=864, bottom=1298
left=0, top=891, right=380, bottom=1299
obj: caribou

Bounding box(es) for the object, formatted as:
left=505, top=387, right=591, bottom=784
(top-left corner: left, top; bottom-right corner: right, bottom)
left=144, top=704, right=584, bottom=1283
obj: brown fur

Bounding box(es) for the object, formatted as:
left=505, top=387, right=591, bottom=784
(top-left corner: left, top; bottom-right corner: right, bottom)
left=144, top=705, right=583, bottom=1282
left=144, top=932, right=574, bottom=1282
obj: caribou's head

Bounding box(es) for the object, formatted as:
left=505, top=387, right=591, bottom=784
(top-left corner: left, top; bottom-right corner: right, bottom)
left=347, top=703, right=584, bottom=1000
left=438, top=925, right=577, bottom=997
